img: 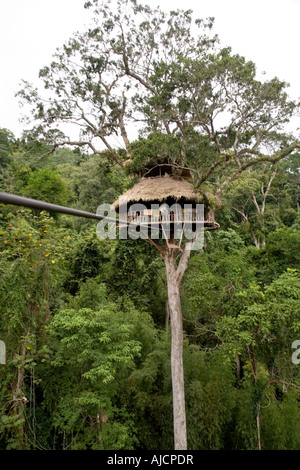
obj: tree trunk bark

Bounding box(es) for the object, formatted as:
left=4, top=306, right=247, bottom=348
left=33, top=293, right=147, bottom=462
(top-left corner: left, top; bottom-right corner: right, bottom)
left=256, top=406, right=262, bottom=451
left=164, top=248, right=187, bottom=450
left=14, top=339, right=28, bottom=449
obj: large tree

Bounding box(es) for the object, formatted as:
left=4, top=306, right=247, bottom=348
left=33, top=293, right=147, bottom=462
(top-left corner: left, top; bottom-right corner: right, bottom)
left=17, top=0, right=300, bottom=450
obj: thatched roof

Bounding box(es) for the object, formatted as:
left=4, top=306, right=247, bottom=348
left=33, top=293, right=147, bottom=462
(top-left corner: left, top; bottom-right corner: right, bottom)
left=112, top=175, right=204, bottom=209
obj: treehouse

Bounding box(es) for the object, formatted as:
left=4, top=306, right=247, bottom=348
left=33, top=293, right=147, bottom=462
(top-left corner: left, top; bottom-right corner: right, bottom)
left=112, top=162, right=219, bottom=240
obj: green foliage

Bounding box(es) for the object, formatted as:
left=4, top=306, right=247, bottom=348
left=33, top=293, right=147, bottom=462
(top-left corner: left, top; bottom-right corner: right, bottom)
left=0, top=121, right=299, bottom=450
left=0, top=207, right=73, bottom=449
left=42, top=301, right=156, bottom=449
left=63, top=227, right=114, bottom=294
left=0, top=0, right=299, bottom=449
left=22, top=168, right=72, bottom=206
left=0, top=128, right=13, bottom=169
left=182, top=229, right=255, bottom=343
left=216, top=269, right=300, bottom=449
left=247, top=227, right=300, bottom=284
left=184, top=349, right=236, bottom=450
left=261, top=388, right=300, bottom=450
left=265, top=228, right=300, bottom=273
left=56, top=153, right=129, bottom=215
left=126, top=132, right=183, bottom=173
left=217, top=270, right=300, bottom=357
left=107, top=238, right=166, bottom=319
left=127, top=337, right=237, bottom=450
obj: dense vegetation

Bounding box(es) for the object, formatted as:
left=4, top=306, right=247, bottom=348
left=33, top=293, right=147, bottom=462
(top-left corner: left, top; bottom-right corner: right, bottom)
left=0, top=127, right=299, bottom=450
left=1, top=0, right=300, bottom=451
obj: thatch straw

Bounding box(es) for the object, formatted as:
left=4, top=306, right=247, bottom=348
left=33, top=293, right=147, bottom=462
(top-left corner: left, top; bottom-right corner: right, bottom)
left=112, top=175, right=204, bottom=209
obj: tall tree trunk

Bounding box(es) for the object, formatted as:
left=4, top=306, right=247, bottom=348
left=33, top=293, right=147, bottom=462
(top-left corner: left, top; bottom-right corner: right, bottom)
left=163, top=247, right=189, bottom=450
left=248, top=343, right=262, bottom=450
left=146, top=237, right=192, bottom=450
left=256, top=406, right=262, bottom=451
left=14, top=336, right=29, bottom=449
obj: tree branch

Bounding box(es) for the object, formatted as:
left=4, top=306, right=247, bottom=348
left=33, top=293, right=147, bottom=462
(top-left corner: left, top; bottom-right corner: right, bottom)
left=217, top=142, right=300, bottom=196
left=119, top=92, right=132, bottom=159
left=267, top=380, right=300, bottom=390
left=176, top=243, right=192, bottom=285
left=261, top=167, right=277, bottom=214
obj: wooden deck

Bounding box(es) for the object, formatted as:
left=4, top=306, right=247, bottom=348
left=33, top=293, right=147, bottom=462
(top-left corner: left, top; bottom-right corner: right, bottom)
left=118, top=219, right=219, bottom=229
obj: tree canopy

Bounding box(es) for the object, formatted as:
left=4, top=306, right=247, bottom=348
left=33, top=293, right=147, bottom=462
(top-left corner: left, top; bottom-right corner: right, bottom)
left=18, top=0, right=299, bottom=197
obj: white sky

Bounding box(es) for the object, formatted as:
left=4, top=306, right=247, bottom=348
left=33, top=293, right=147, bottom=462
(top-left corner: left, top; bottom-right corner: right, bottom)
left=0, top=0, right=299, bottom=137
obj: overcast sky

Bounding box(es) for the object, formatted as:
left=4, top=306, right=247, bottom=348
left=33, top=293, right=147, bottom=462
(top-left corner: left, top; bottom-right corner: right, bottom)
left=0, top=0, right=299, bottom=137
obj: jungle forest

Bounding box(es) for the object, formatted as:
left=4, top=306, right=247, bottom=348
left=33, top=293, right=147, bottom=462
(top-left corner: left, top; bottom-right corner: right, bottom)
left=0, top=0, right=300, bottom=451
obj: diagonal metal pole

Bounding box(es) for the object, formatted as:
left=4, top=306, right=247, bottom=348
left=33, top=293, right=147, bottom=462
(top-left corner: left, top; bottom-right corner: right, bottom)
left=0, top=191, right=153, bottom=238
left=0, top=192, right=127, bottom=224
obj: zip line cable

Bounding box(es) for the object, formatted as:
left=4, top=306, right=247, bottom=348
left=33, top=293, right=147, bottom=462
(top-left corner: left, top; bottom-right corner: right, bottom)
left=0, top=191, right=153, bottom=236
left=0, top=191, right=126, bottom=224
